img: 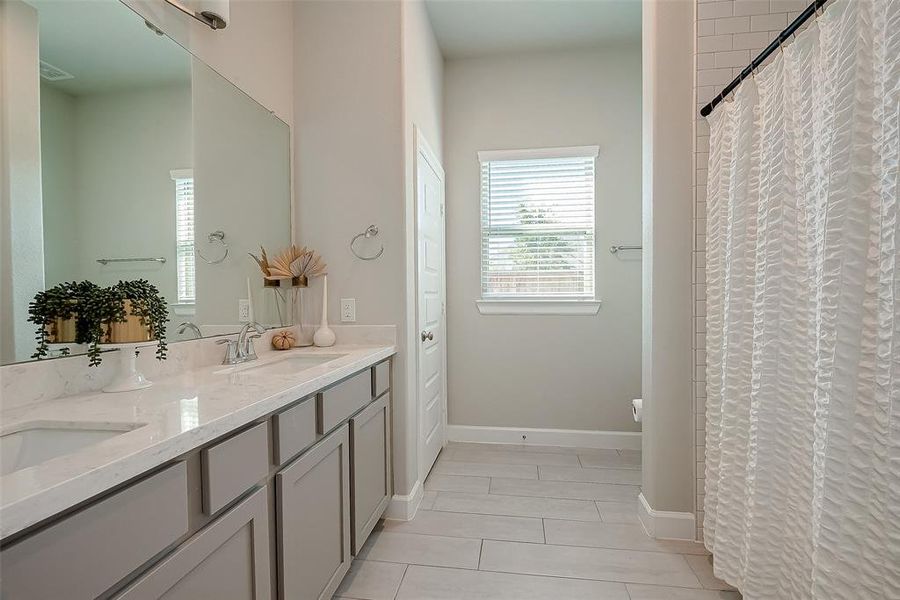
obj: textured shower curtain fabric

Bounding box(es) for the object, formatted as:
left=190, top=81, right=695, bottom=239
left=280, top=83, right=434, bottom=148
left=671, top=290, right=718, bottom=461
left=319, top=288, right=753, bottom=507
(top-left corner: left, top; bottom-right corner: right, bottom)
left=703, top=0, right=899, bottom=598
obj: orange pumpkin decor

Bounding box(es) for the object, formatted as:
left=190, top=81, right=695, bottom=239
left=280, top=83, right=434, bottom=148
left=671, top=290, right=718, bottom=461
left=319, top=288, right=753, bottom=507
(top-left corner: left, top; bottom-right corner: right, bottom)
left=271, top=329, right=295, bottom=350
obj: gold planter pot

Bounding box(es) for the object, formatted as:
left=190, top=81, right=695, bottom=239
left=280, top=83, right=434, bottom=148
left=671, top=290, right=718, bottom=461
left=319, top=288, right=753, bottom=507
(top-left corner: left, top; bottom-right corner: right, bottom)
left=105, top=300, right=153, bottom=344
left=46, top=316, right=77, bottom=344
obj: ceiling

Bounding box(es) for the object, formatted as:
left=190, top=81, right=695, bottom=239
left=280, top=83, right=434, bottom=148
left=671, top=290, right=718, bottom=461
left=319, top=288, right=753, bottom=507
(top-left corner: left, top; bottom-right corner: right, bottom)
left=424, top=0, right=642, bottom=60
left=28, top=0, right=190, bottom=96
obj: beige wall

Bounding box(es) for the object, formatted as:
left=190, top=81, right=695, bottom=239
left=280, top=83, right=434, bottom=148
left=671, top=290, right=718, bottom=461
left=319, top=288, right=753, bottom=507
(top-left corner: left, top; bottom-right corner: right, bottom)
left=294, top=0, right=444, bottom=499
left=640, top=0, right=695, bottom=516
left=443, top=47, right=642, bottom=433
left=293, top=0, right=414, bottom=493
left=0, top=0, right=44, bottom=364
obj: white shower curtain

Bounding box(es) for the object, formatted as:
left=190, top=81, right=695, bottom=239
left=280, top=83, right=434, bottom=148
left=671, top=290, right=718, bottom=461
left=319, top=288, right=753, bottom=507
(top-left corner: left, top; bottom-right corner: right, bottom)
left=703, top=0, right=899, bottom=598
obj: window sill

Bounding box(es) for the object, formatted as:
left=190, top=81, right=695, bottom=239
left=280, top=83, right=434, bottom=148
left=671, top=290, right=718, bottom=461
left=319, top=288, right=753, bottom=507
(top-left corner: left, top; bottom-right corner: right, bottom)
left=475, top=299, right=601, bottom=315
left=171, top=303, right=196, bottom=317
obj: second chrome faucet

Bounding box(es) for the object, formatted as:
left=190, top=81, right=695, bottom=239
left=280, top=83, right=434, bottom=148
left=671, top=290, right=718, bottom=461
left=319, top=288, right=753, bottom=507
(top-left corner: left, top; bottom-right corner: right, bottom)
left=218, top=321, right=267, bottom=365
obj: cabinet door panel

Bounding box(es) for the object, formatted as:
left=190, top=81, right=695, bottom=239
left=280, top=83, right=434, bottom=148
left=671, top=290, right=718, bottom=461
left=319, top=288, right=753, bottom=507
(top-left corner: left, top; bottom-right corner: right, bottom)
left=350, top=394, right=391, bottom=554
left=277, top=424, right=350, bottom=600
left=115, top=487, right=271, bottom=600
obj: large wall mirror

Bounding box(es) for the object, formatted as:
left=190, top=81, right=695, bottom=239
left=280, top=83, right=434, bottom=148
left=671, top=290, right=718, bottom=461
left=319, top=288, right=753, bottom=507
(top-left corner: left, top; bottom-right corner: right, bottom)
left=1, top=0, right=291, bottom=365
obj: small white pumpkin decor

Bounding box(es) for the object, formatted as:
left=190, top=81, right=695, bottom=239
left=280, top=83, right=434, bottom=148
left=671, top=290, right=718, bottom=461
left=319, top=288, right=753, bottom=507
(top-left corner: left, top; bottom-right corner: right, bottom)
left=271, top=329, right=295, bottom=350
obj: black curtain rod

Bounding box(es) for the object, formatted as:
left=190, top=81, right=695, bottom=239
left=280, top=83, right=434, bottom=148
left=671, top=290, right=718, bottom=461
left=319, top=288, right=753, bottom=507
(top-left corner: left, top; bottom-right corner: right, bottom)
left=700, top=0, right=828, bottom=118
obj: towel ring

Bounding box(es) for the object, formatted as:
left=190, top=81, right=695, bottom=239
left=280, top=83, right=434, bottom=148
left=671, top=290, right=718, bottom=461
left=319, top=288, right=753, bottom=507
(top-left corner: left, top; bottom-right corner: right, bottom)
left=197, top=230, right=228, bottom=264
left=350, top=225, right=384, bottom=261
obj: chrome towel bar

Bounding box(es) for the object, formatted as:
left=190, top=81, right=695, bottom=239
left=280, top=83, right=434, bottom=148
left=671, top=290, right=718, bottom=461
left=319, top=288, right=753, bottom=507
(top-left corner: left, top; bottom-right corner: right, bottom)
left=97, top=257, right=166, bottom=265
left=609, top=245, right=642, bottom=254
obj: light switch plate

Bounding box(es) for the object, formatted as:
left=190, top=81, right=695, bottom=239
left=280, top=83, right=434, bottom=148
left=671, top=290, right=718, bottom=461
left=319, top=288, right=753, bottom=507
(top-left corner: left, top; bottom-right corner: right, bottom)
left=340, top=298, right=356, bottom=322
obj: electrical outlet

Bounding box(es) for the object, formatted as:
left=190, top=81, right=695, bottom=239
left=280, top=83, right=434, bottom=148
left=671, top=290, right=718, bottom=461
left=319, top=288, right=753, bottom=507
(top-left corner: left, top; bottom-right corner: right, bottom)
left=340, top=298, right=356, bottom=322
left=238, top=299, right=251, bottom=322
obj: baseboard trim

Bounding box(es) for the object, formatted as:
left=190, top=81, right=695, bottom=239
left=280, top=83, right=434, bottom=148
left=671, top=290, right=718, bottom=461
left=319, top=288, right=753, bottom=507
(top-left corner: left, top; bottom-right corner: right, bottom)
left=446, top=424, right=641, bottom=450
left=383, top=479, right=423, bottom=521
left=638, top=492, right=696, bottom=541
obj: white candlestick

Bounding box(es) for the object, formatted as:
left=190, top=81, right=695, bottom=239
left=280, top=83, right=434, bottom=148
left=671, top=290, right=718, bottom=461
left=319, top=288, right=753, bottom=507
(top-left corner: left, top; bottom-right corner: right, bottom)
left=246, top=277, right=254, bottom=322
left=313, top=275, right=335, bottom=347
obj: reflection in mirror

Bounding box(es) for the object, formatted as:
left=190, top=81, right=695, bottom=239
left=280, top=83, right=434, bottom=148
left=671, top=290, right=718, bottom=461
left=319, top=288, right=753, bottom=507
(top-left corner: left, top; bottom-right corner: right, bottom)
left=0, top=0, right=291, bottom=365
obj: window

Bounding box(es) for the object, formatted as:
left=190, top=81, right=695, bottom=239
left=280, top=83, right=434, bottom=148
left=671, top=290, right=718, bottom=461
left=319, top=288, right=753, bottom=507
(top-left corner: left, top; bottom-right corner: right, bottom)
left=478, top=146, right=599, bottom=314
left=170, top=169, right=195, bottom=305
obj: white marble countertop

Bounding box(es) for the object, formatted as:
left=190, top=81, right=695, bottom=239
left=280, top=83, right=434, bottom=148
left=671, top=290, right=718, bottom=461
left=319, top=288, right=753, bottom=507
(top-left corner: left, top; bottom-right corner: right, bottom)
left=0, top=344, right=395, bottom=539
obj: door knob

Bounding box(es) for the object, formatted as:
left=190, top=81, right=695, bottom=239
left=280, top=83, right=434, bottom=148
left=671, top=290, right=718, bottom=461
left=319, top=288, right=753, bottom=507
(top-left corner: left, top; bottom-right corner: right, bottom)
left=421, top=330, right=434, bottom=342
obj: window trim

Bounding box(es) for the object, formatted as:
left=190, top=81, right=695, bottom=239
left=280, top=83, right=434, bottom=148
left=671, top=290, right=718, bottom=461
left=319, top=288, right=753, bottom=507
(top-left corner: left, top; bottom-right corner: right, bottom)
left=475, top=299, right=601, bottom=315
left=477, top=145, right=600, bottom=313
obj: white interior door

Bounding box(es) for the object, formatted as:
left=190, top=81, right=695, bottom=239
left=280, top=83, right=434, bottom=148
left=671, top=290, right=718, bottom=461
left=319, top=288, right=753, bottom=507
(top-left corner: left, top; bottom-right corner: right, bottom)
left=415, top=129, right=446, bottom=482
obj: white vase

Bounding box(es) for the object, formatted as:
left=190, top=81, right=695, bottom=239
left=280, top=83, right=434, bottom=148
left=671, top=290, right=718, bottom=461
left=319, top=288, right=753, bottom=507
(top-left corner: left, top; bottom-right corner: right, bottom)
left=313, top=275, right=336, bottom=347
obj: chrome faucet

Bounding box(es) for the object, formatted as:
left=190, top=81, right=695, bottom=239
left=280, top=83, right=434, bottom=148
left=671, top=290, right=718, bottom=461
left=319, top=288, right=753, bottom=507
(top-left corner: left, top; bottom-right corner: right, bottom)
left=217, top=322, right=266, bottom=366
left=236, top=321, right=266, bottom=362
left=177, top=321, right=203, bottom=339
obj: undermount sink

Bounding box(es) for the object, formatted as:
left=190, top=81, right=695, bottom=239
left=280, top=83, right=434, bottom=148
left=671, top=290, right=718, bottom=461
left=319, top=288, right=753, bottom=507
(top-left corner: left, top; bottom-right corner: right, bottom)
left=0, top=421, right=144, bottom=476
left=219, top=353, right=347, bottom=376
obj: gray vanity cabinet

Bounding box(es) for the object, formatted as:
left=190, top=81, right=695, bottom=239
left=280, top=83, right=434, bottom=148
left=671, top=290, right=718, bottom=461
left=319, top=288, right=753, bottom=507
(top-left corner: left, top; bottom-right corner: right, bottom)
left=350, top=393, right=391, bottom=555
left=114, top=486, right=272, bottom=600
left=276, top=423, right=351, bottom=600
left=0, top=462, right=189, bottom=600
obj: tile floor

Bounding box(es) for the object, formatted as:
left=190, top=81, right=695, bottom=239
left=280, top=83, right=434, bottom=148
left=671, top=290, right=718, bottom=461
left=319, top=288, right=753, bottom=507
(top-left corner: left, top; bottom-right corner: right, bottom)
left=335, top=442, right=740, bottom=600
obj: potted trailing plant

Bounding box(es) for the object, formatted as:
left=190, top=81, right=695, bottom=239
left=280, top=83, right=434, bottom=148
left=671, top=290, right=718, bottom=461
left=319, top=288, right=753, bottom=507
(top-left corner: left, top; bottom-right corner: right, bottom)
left=27, top=281, right=100, bottom=359
left=102, top=279, right=169, bottom=362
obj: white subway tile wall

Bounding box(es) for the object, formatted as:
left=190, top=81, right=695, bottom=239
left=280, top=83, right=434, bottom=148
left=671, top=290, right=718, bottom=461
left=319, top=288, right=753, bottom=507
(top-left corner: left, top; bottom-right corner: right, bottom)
left=693, top=0, right=819, bottom=541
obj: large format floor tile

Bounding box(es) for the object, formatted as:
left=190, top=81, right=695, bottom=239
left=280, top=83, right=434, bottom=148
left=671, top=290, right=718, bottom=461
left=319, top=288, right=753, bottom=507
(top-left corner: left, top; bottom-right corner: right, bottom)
left=445, top=447, right=581, bottom=466
left=479, top=540, right=702, bottom=587
left=432, top=491, right=601, bottom=521
left=543, top=520, right=709, bottom=554
left=626, top=583, right=741, bottom=600
left=382, top=510, right=544, bottom=543
left=395, top=565, right=630, bottom=600
left=349, top=442, right=741, bottom=599
left=595, top=500, right=642, bottom=524
left=578, top=450, right=641, bottom=470
left=539, top=465, right=642, bottom=485
left=423, top=473, right=491, bottom=493
left=420, top=490, right=438, bottom=510
left=356, top=531, right=481, bottom=569
left=333, top=559, right=407, bottom=600
left=684, top=554, right=738, bottom=591
left=490, top=477, right=640, bottom=502
left=432, top=460, right=538, bottom=479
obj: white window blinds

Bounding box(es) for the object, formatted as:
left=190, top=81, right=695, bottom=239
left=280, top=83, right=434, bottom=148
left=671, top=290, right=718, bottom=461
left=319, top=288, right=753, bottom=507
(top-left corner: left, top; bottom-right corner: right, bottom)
left=479, top=146, right=597, bottom=300
left=171, top=169, right=195, bottom=305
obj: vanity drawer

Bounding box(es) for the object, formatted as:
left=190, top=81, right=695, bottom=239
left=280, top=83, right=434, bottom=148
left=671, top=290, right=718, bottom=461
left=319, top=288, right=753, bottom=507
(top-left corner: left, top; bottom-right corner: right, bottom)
left=373, top=360, right=390, bottom=398
left=0, top=462, right=189, bottom=600
left=201, top=422, right=269, bottom=515
left=273, top=396, right=317, bottom=465
left=318, top=371, right=372, bottom=434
